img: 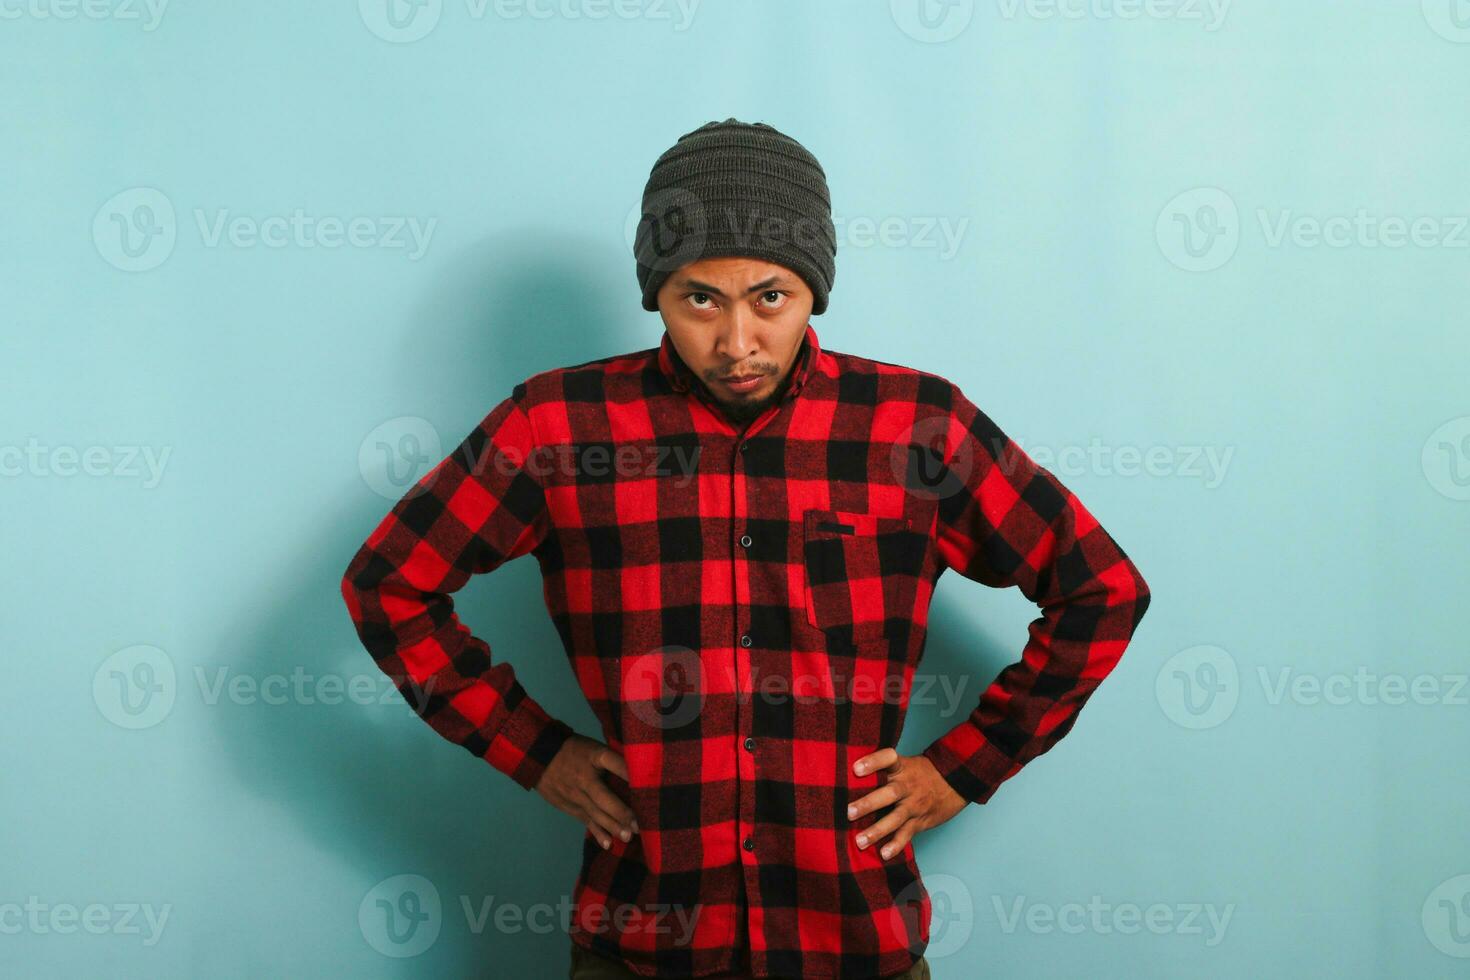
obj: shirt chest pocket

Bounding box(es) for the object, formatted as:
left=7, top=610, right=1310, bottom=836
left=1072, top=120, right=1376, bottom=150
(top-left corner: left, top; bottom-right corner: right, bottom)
left=802, top=508, right=930, bottom=645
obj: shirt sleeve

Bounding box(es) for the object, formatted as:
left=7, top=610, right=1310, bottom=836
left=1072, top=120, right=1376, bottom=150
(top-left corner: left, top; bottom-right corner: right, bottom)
left=920, top=383, right=1152, bottom=806
left=339, top=385, right=574, bottom=791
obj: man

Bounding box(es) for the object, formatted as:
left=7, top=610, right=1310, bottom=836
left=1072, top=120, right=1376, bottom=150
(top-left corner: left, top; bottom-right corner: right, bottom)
left=340, top=118, right=1151, bottom=980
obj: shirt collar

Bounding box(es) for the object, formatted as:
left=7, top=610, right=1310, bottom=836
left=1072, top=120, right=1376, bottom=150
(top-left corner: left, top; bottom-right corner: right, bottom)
left=657, top=322, right=821, bottom=407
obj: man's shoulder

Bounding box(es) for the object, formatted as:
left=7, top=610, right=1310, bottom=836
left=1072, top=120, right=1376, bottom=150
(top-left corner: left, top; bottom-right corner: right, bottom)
left=821, top=346, right=963, bottom=408
left=508, top=345, right=660, bottom=405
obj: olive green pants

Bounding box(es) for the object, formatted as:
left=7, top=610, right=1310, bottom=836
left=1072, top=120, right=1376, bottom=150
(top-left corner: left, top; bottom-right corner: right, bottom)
left=568, top=941, right=931, bottom=980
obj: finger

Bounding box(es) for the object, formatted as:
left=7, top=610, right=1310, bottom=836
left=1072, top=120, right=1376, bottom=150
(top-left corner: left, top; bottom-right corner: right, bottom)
left=879, top=823, right=915, bottom=861
left=855, top=747, right=898, bottom=776
left=582, top=778, right=637, bottom=838
left=576, top=805, right=623, bottom=852
left=847, top=783, right=902, bottom=821
left=585, top=820, right=613, bottom=850
left=595, top=748, right=630, bottom=783
left=578, top=788, right=632, bottom=845
left=854, top=806, right=909, bottom=851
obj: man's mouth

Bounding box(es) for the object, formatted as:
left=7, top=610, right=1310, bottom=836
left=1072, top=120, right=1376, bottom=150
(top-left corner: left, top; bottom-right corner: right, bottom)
left=720, top=373, right=764, bottom=392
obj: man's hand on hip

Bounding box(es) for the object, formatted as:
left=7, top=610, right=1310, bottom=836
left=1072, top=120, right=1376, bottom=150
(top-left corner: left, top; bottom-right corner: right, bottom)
left=535, top=734, right=638, bottom=851
left=847, top=748, right=967, bottom=860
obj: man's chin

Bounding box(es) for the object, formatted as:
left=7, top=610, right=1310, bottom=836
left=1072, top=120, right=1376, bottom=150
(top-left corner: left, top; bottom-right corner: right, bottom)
left=714, top=394, right=772, bottom=424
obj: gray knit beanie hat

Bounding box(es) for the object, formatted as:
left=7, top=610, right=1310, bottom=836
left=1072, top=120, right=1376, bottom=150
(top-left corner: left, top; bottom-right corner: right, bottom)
left=635, top=118, right=837, bottom=315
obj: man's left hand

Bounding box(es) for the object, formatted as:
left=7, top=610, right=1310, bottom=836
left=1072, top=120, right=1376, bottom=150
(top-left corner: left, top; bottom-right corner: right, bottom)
left=847, top=748, right=967, bottom=860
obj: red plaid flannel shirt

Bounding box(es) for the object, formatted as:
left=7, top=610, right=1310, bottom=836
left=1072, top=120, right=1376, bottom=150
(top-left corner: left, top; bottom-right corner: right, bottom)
left=340, top=322, right=1151, bottom=978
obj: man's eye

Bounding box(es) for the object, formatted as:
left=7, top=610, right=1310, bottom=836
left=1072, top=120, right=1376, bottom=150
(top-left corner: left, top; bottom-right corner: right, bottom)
left=689, top=293, right=714, bottom=309
left=760, top=291, right=786, bottom=308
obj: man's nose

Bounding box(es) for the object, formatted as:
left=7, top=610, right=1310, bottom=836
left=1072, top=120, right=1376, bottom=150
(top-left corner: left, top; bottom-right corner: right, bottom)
left=715, top=309, right=758, bottom=363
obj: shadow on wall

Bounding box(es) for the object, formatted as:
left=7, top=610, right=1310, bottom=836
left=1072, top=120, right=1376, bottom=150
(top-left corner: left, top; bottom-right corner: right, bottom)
left=209, top=233, right=644, bottom=978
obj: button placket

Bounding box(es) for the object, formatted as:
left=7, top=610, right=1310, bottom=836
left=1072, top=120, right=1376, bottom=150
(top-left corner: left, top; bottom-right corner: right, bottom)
left=731, top=433, right=758, bottom=878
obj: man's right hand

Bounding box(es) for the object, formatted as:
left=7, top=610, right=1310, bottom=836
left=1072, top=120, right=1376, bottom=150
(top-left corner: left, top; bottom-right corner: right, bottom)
left=534, top=733, right=638, bottom=850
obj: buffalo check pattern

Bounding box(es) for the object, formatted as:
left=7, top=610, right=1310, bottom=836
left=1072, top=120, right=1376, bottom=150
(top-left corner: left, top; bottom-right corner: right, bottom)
left=340, top=322, right=1151, bottom=978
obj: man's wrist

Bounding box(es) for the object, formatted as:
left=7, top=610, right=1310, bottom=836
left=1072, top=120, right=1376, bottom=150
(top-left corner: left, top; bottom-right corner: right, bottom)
left=921, top=733, right=1001, bottom=808
left=486, top=695, right=576, bottom=791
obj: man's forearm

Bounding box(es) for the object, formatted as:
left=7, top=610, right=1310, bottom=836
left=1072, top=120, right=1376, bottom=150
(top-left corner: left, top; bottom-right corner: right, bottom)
left=339, top=391, right=575, bottom=790
left=921, top=384, right=1152, bottom=805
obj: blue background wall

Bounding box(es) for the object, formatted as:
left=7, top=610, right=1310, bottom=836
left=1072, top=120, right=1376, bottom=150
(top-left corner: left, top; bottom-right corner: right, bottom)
left=4, top=1, right=1468, bottom=976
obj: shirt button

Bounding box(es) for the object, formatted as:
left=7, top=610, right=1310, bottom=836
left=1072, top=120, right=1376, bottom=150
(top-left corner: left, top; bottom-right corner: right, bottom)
left=740, top=634, right=752, bottom=648
left=739, top=442, right=748, bottom=454
left=739, top=534, right=752, bottom=548
left=744, top=737, right=755, bottom=752
left=743, top=837, right=755, bottom=852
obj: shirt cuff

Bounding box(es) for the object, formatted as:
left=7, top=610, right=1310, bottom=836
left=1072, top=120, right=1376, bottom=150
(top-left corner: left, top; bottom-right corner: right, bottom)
left=921, top=723, right=1016, bottom=807
left=483, top=689, right=576, bottom=791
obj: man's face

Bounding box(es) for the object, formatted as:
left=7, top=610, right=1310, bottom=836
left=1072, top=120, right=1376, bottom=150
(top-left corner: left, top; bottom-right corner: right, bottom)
left=656, top=256, right=814, bottom=425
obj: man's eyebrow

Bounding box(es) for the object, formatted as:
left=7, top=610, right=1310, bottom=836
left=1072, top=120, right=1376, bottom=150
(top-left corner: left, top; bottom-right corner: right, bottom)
left=675, top=275, right=790, bottom=297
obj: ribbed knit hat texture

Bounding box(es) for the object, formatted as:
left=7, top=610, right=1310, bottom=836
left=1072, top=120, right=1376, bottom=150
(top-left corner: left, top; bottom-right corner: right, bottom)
left=634, top=118, right=837, bottom=315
